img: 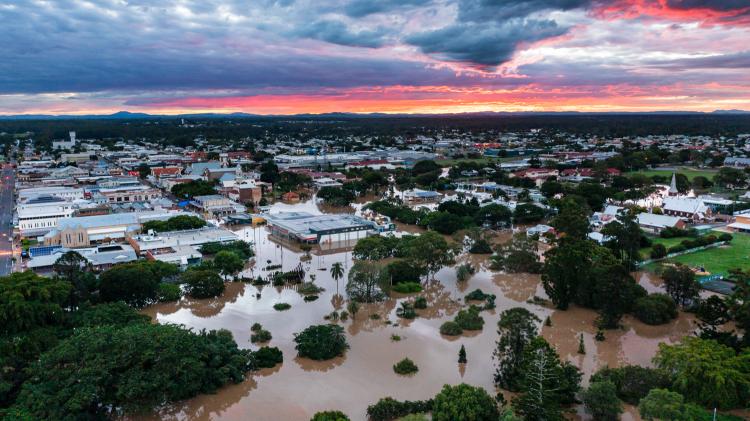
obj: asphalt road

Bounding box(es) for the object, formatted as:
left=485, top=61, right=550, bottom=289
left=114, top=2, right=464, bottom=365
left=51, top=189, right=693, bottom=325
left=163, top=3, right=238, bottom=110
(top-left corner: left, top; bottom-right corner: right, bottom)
left=0, top=164, right=15, bottom=276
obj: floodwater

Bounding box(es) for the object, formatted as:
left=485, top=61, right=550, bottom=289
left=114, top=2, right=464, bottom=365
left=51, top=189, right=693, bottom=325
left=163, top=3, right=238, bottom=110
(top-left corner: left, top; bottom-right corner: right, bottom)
left=136, top=198, right=704, bottom=421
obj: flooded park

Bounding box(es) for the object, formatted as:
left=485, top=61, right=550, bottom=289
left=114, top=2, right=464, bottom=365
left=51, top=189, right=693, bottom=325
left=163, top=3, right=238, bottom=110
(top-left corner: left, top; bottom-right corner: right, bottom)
left=137, top=197, right=702, bottom=421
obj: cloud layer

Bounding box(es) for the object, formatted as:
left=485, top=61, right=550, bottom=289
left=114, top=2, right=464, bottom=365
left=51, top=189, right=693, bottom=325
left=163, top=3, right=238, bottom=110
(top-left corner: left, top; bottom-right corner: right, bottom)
left=0, top=0, right=748, bottom=114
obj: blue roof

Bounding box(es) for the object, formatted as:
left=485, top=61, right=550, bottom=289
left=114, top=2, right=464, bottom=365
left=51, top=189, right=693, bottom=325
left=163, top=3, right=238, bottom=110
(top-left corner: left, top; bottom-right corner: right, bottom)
left=186, top=162, right=222, bottom=175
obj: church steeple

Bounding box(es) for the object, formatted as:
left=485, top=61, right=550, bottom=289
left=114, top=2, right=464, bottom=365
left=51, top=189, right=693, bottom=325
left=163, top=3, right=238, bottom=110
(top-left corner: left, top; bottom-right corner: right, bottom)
left=668, top=172, right=678, bottom=196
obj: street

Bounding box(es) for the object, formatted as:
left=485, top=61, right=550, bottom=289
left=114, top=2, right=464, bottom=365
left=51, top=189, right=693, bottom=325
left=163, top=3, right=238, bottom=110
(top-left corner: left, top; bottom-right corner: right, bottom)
left=0, top=163, right=15, bottom=276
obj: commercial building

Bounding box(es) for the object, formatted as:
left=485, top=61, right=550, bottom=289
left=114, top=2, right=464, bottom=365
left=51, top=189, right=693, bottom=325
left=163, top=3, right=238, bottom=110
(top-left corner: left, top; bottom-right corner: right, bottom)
left=128, top=226, right=239, bottom=255
left=190, top=194, right=245, bottom=218
left=26, top=244, right=138, bottom=274
left=263, top=212, right=374, bottom=244
left=17, top=195, right=76, bottom=237
left=97, top=185, right=162, bottom=203
left=728, top=214, right=750, bottom=234
left=18, top=186, right=84, bottom=202
left=42, top=211, right=197, bottom=248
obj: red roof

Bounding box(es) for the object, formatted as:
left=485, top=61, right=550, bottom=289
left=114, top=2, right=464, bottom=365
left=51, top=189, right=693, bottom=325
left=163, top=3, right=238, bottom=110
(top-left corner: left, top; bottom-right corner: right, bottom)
left=152, top=167, right=182, bottom=177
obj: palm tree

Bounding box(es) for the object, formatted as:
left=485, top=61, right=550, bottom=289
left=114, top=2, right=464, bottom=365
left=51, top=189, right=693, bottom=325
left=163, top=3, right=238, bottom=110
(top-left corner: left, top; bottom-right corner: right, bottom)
left=330, top=262, right=344, bottom=296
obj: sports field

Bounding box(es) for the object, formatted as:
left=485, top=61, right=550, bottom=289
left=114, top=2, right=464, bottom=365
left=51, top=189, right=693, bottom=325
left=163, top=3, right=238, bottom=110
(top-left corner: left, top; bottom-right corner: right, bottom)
left=628, top=166, right=718, bottom=182
left=645, top=232, right=750, bottom=276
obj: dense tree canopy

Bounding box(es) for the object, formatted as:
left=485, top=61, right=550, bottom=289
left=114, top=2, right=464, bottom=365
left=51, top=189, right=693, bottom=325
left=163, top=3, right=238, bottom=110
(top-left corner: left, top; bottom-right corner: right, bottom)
left=182, top=269, right=226, bottom=299
left=495, top=307, right=540, bottom=391
left=294, top=324, right=348, bottom=360
left=15, top=324, right=251, bottom=420
left=654, top=337, right=750, bottom=409
left=431, top=383, right=499, bottom=421
left=142, top=215, right=207, bottom=232
left=99, top=261, right=180, bottom=307
left=346, top=261, right=389, bottom=302
left=171, top=180, right=217, bottom=199
left=0, top=272, right=70, bottom=335
left=491, top=233, right=542, bottom=273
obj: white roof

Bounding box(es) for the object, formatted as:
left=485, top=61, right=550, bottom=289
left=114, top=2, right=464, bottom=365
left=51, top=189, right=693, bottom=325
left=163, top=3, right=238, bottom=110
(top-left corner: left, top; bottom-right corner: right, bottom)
left=663, top=197, right=709, bottom=215
left=637, top=212, right=682, bottom=228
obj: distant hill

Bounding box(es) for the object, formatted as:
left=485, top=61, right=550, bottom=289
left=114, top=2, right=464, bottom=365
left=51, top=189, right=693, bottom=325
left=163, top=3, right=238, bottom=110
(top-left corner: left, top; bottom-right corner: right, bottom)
left=1, top=110, right=748, bottom=120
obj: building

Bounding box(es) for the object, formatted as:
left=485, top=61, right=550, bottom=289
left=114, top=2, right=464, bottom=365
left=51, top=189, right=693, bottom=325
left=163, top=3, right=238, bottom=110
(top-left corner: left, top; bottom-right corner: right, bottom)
left=97, top=185, right=162, bottom=204
left=52, top=131, right=77, bottom=150
left=662, top=197, right=712, bottom=221
left=127, top=227, right=239, bottom=268
left=17, top=195, right=76, bottom=237
left=190, top=194, right=244, bottom=218
left=403, top=189, right=442, bottom=204
left=727, top=214, right=750, bottom=233
left=26, top=244, right=138, bottom=274
left=42, top=211, right=199, bottom=248
left=636, top=213, right=686, bottom=234
left=263, top=212, right=375, bottom=244
left=236, top=180, right=263, bottom=204
left=60, top=152, right=92, bottom=163
left=724, top=157, right=750, bottom=167
left=18, top=186, right=84, bottom=202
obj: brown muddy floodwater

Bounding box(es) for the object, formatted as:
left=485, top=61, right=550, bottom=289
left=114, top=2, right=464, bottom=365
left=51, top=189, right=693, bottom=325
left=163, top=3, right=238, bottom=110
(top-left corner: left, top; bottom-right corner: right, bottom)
left=135, top=199, right=700, bottom=421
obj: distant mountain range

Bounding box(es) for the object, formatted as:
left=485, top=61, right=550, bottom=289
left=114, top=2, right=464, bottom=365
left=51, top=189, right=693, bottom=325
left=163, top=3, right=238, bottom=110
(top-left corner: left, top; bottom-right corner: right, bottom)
left=0, top=109, right=749, bottom=120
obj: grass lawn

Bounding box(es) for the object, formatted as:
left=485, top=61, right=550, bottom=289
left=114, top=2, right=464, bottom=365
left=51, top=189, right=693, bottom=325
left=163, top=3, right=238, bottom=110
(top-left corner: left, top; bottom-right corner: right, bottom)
left=436, top=156, right=522, bottom=166
left=628, top=166, right=718, bottom=182
left=639, top=235, right=691, bottom=258
left=645, top=232, right=750, bottom=276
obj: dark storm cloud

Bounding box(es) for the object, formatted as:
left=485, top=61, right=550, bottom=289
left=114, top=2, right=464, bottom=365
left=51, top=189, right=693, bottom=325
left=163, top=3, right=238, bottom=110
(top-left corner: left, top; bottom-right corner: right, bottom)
left=403, top=0, right=595, bottom=68
left=458, top=0, right=592, bottom=21
left=664, top=0, right=750, bottom=12
left=343, top=0, right=432, bottom=17
left=291, top=20, right=387, bottom=48
left=406, top=19, right=567, bottom=67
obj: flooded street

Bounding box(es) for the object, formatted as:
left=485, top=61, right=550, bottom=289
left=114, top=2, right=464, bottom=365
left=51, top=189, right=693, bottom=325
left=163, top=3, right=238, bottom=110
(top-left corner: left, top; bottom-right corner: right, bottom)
left=137, top=199, right=700, bottom=421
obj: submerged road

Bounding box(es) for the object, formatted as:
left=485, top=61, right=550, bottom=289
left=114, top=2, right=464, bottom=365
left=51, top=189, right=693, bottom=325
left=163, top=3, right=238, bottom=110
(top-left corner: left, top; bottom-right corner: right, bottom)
left=0, top=164, right=15, bottom=276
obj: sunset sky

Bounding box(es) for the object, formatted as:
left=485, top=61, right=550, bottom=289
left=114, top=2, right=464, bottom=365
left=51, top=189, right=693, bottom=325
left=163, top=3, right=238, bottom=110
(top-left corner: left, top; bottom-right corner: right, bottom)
left=2, top=0, right=750, bottom=115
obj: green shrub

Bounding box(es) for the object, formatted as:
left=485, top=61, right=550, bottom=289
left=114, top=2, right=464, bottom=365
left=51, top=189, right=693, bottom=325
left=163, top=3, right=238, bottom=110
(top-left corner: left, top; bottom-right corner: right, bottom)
left=432, top=383, right=499, bottom=421
left=251, top=322, right=262, bottom=332
left=273, top=303, right=291, bottom=311
left=386, top=259, right=424, bottom=283
left=667, top=244, right=686, bottom=253
left=294, top=324, right=348, bottom=360
left=718, top=233, right=733, bottom=242
left=298, top=282, right=324, bottom=295
left=303, top=295, right=319, bottom=302
left=366, top=397, right=433, bottom=421
left=392, top=282, right=423, bottom=294
left=650, top=243, right=667, bottom=259
left=414, top=296, right=427, bottom=309
left=465, top=289, right=490, bottom=301
left=250, top=346, right=283, bottom=369
left=250, top=329, right=272, bottom=343
left=157, top=283, right=182, bottom=302
left=310, top=410, right=350, bottom=421
left=590, top=365, right=672, bottom=405
left=393, top=358, right=419, bottom=375
left=455, top=263, right=475, bottom=282
left=633, top=294, right=678, bottom=325
left=396, top=302, right=417, bottom=319
left=454, top=305, right=484, bottom=331
left=439, top=321, right=463, bottom=336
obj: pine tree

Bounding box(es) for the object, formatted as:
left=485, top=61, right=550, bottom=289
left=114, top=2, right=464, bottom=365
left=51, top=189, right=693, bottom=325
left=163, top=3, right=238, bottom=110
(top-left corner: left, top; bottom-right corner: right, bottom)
left=458, top=344, right=467, bottom=364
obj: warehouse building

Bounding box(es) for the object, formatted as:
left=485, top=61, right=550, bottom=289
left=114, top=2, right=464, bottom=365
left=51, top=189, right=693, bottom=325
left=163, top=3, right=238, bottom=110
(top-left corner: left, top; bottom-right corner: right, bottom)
left=263, top=212, right=374, bottom=244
